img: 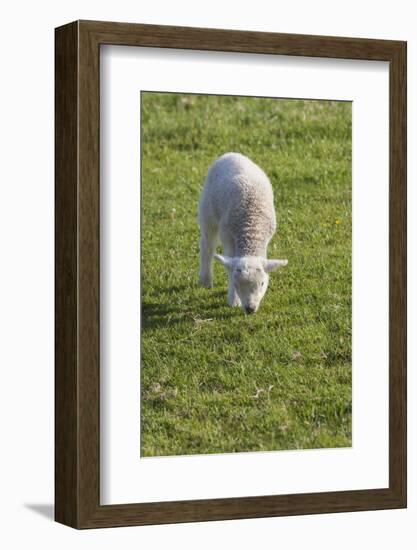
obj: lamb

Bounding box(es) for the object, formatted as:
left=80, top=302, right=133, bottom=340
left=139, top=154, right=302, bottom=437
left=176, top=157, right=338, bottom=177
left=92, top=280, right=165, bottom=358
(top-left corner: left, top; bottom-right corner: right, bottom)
left=198, top=152, right=288, bottom=314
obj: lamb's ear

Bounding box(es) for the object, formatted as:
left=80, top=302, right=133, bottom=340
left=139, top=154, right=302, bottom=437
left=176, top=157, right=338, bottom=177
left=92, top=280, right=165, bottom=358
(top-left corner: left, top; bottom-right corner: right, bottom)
left=264, top=259, right=288, bottom=272
left=214, top=254, right=233, bottom=268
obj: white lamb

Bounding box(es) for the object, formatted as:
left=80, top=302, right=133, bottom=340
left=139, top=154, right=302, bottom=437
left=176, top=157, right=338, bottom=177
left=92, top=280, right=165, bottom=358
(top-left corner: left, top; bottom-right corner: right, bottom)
left=198, top=152, right=288, bottom=314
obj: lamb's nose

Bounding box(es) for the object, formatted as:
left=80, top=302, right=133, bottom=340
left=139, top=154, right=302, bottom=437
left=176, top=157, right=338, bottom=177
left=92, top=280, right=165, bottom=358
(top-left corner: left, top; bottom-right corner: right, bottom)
left=245, top=305, right=256, bottom=314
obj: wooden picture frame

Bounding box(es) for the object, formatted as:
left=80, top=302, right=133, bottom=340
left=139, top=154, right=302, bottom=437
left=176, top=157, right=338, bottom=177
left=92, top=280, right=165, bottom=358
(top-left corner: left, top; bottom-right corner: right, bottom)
left=55, top=20, right=407, bottom=529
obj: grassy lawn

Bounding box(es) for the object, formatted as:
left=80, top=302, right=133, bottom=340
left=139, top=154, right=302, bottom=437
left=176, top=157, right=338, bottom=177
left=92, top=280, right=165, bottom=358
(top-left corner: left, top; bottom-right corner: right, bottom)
left=140, top=92, right=352, bottom=457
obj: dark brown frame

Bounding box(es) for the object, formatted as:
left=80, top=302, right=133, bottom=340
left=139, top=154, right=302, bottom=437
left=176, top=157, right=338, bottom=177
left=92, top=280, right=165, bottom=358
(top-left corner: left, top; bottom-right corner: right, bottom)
left=55, top=20, right=407, bottom=529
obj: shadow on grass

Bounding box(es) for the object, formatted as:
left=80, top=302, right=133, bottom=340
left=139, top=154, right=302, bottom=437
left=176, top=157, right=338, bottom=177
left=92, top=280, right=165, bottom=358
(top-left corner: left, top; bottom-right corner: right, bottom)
left=142, top=286, right=240, bottom=330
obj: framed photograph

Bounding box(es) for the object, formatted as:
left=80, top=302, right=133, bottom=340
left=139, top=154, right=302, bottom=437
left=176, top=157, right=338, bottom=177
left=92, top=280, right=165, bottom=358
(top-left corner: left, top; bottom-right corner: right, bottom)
left=55, top=20, right=406, bottom=528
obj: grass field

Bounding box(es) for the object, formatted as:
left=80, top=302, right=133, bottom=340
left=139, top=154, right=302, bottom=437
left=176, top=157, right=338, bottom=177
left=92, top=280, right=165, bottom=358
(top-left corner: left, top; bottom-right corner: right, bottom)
left=140, top=92, right=352, bottom=457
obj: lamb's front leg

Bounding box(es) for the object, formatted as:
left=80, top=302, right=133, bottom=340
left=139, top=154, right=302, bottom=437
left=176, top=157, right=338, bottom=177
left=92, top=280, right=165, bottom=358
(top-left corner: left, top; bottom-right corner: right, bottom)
left=227, top=278, right=241, bottom=307
left=199, top=233, right=216, bottom=288
left=222, top=236, right=241, bottom=307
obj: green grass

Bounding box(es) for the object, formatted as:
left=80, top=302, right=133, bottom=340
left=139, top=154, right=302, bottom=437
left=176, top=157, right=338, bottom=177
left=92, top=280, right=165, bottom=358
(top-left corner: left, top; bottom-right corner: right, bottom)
left=141, top=92, right=352, bottom=457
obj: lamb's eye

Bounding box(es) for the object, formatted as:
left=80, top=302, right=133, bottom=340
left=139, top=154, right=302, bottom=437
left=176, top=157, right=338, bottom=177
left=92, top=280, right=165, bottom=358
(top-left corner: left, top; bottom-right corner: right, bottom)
left=261, top=281, right=264, bottom=287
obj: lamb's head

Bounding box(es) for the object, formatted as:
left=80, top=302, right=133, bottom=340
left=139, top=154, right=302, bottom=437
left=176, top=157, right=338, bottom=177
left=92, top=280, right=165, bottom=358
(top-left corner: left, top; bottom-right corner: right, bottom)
left=214, top=254, right=288, bottom=314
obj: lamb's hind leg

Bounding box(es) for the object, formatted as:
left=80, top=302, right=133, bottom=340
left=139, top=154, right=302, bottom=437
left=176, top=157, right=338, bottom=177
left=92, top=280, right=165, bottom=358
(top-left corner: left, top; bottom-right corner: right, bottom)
left=199, top=227, right=217, bottom=288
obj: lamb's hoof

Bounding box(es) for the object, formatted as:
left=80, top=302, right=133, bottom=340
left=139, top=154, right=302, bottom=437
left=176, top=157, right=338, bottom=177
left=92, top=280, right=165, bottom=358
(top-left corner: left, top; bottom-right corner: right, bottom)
left=199, top=277, right=213, bottom=288
left=228, top=297, right=241, bottom=307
